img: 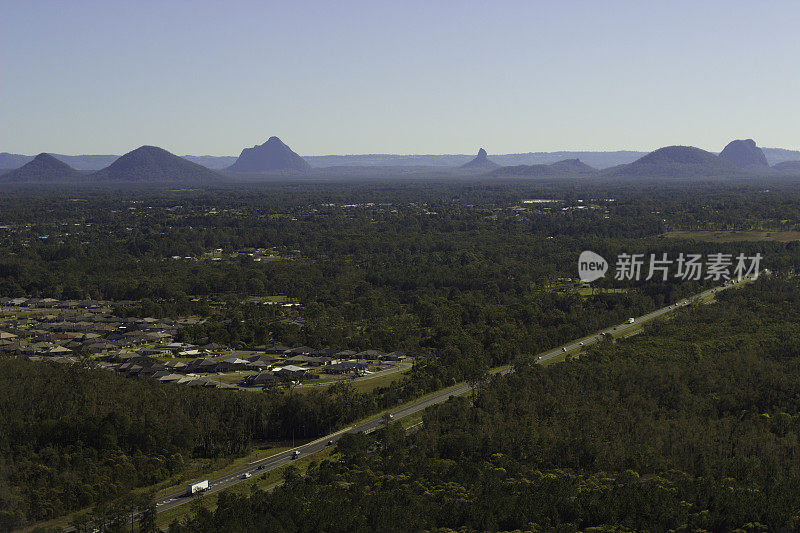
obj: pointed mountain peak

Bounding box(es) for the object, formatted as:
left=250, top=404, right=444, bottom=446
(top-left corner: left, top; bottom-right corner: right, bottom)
left=227, top=137, right=311, bottom=173
left=461, top=147, right=499, bottom=169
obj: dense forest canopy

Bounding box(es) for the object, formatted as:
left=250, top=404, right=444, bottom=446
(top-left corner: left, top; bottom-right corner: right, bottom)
left=1, top=180, right=800, bottom=530
left=173, top=278, right=800, bottom=532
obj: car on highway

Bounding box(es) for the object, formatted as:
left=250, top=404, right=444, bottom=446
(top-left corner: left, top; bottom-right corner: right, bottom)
left=292, top=451, right=300, bottom=459
left=326, top=440, right=334, bottom=446
left=561, top=347, right=567, bottom=352
left=241, top=473, right=251, bottom=479
left=578, top=342, right=584, bottom=346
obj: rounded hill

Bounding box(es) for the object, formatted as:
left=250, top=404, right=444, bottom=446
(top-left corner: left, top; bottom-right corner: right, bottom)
left=0, top=153, right=80, bottom=183
left=90, top=146, right=222, bottom=182
left=603, top=146, right=740, bottom=179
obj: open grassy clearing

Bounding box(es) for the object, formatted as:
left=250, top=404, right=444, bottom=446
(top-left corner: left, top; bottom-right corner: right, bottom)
left=577, top=287, right=628, bottom=296
left=351, top=368, right=409, bottom=393
left=243, top=295, right=290, bottom=304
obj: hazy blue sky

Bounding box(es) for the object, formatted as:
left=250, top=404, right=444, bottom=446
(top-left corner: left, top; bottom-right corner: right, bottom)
left=1, top=0, right=798, bottom=156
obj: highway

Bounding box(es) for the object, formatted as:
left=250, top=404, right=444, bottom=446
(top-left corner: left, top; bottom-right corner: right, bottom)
left=155, top=380, right=473, bottom=513
left=153, top=278, right=744, bottom=515
left=534, top=282, right=738, bottom=364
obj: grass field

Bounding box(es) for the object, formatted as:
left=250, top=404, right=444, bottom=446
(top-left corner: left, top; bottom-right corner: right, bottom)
left=351, top=368, right=409, bottom=393
left=243, top=295, right=290, bottom=304
left=663, top=230, right=800, bottom=242
left=577, top=287, right=628, bottom=296
left=291, top=362, right=412, bottom=395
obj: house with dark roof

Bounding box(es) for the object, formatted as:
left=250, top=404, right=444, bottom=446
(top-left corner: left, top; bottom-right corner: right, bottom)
left=240, top=372, right=280, bottom=387
left=266, top=345, right=291, bottom=355
left=284, top=354, right=336, bottom=367
left=129, top=355, right=159, bottom=367
left=286, top=346, right=314, bottom=355
left=217, top=357, right=250, bottom=372
left=356, top=349, right=385, bottom=360
left=382, top=351, right=407, bottom=361
left=272, top=365, right=308, bottom=378
left=311, top=348, right=340, bottom=357
left=164, top=360, right=188, bottom=371
left=247, top=360, right=272, bottom=371
left=186, top=357, right=221, bottom=373
left=323, top=361, right=368, bottom=374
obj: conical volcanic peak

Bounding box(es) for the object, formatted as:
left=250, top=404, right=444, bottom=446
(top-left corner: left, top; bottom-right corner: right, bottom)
left=0, top=153, right=80, bottom=182
left=90, top=145, right=222, bottom=182
left=227, top=137, right=311, bottom=172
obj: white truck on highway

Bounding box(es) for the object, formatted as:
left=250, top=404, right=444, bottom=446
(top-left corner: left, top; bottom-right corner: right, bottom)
left=187, top=479, right=209, bottom=495
left=627, top=318, right=635, bottom=324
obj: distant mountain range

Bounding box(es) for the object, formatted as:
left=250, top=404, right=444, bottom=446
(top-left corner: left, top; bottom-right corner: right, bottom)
left=774, top=161, right=800, bottom=173
left=0, top=146, right=225, bottom=184
left=184, top=155, right=237, bottom=169
left=2, top=138, right=799, bottom=184
left=491, top=158, right=596, bottom=178
left=2, top=147, right=798, bottom=171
